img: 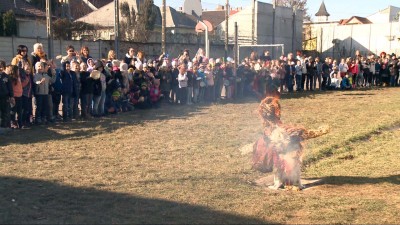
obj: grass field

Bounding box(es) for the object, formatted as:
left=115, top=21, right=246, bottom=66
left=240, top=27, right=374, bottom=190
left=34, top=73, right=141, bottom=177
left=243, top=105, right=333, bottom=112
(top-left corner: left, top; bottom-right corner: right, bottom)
left=1, top=88, right=400, bottom=224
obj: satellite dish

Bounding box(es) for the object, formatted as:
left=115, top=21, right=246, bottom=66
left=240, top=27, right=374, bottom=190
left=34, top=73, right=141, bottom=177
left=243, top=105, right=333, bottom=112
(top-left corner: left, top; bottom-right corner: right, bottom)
left=183, top=0, right=202, bottom=17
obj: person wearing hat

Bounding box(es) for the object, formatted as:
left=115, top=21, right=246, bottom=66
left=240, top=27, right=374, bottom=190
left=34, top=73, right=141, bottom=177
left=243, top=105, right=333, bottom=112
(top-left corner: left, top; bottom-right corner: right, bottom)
left=107, top=90, right=121, bottom=114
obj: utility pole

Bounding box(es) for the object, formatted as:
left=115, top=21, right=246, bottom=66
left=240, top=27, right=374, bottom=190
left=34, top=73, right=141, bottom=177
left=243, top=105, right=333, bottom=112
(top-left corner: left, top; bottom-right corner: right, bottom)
left=234, top=22, right=238, bottom=97
left=114, top=0, right=119, bottom=58
left=252, top=0, right=255, bottom=45
left=225, top=0, right=229, bottom=59
left=291, top=0, right=296, bottom=53
left=161, top=0, right=166, bottom=53
left=234, top=22, right=238, bottom=66
left=46, top=0, right=52, bottom=59
left=272, top=0, right=276, bottom=58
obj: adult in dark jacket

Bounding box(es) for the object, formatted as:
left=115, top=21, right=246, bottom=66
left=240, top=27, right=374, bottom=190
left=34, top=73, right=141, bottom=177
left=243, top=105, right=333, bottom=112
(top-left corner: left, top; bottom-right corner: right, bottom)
left=124, top=48, right=137, bottom=65
left=31, top=43, right=48, bottom=70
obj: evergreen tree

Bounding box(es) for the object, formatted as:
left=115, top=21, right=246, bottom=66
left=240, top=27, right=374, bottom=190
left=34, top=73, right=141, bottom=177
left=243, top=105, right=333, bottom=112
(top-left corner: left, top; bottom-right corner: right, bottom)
left=132, top=0, right=157, bottom=42
left=0, top=13, right=3, bottom=36
left=3, top=10, right=17, bottom=36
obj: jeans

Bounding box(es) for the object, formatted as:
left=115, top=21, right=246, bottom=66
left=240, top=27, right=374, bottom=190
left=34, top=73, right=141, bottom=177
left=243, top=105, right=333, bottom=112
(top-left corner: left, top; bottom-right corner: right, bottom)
left=72, top=96, right=80, bottom=118
left=0, top=97, right=10, bottom=127
left=170, top=86, right=178, bottom=103
left=47, top=94, right=53, bottom=119
left=193, top=88, right=199, bottom=103
left=93, top=91, right=106, bottom=116
left=22, top=96, right=32, bottom=125
left=52, top=93, right=61, bottom=117
left=295, top=75, right=302, bottom=91
left=390, top=76, right=396, bottom=87
left=62, top=94, right=74, bottom=120
left=306, top=73, right=314, bottom=90
left=186, top=87, right=193, bottom=104
left=322, top=76, right=328, bottom=90
left=286, top=75, right=294, bottom=92
left=35, top=94, right=50, bottom=121
left=11, top=96, right=23, bottom=128
left=81, top=93, right=93, bottom=118
left=178, top=87, right=187, bottom=104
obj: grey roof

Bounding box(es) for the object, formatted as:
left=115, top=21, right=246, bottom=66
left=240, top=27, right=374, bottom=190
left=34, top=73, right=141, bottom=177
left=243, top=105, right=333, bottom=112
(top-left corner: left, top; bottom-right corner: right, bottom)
left=315, top=1, right=330, bottom=17
left=88, top=0, right=113, bottom=9
left=76, top=1, right=196, bottom=29
left=0, top=0, right=46, bottom=18
left=166, top=6, right=197, bottom=28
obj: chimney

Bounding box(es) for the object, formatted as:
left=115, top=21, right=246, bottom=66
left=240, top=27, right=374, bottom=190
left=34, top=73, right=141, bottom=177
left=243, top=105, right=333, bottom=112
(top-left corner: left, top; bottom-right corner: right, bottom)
left=216, top=5, right=224, bottom=11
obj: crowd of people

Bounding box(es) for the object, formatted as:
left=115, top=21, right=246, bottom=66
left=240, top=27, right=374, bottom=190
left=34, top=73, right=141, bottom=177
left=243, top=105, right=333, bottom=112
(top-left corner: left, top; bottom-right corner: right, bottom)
left=0, top=44, right=399, bottom=133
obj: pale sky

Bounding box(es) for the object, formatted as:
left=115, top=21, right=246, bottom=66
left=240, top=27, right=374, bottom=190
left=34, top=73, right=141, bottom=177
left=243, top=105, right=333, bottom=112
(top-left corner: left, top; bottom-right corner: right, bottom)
left=153, top=0, right=400, bottom=21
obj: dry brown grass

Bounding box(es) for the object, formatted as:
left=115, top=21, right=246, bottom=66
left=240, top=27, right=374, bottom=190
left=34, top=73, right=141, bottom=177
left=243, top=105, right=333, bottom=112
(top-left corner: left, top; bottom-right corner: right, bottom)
left=1, top=88, right=400, bottom=224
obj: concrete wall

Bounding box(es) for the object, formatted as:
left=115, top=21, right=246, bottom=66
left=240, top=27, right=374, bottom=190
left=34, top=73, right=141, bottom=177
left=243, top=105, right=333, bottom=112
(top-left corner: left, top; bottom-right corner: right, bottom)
left=0, top=37, right=106, bottom=67
left=0, top=36, right=234, bottom=66
left=313, top=22, right=400, bottom=60
left=217, top=1, right=303, bottom=61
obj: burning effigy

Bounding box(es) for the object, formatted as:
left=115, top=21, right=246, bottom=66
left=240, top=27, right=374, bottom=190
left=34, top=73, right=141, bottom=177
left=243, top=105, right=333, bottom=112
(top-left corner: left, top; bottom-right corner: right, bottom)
left=252, top=91, right=329, bottom=190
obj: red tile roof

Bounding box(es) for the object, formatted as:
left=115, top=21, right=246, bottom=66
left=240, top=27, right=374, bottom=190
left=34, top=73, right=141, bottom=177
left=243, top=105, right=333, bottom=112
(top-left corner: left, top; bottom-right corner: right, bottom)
left=201, top=11, right=226, bottom=28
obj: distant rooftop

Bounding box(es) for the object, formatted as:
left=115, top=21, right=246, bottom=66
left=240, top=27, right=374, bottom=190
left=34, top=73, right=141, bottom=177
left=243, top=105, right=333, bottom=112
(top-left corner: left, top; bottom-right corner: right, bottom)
left=315, top=1, right=330, bottom=17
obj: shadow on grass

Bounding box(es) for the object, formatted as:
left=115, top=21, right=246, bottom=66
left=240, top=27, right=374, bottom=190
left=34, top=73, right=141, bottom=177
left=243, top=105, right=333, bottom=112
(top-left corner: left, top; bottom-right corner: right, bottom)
left=320, top=175, right=400, bottom=186
left=0, top=176, right=269, bottom=224
left=0, top=103, right=212, bottom=147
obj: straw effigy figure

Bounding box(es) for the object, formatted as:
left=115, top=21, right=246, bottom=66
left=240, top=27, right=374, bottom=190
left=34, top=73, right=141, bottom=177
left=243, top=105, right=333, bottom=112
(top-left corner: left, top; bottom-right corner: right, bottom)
left=252, top=92, right=329, bottom=190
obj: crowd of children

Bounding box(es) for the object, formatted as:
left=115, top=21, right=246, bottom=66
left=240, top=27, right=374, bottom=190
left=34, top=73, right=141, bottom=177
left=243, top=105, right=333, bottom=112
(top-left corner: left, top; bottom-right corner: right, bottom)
left=0, top=44, right=399, bottom=133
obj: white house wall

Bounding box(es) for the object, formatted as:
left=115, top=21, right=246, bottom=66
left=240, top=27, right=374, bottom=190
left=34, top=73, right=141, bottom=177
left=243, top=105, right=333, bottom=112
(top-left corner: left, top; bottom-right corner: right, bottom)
left=17, top=20, right=47, bottom=38
left=316, top=22, right=400, bottom=59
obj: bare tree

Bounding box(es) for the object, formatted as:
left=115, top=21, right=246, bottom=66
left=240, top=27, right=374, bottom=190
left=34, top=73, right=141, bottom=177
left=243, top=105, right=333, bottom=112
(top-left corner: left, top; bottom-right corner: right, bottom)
left=273, top=0, right=310, bottom=21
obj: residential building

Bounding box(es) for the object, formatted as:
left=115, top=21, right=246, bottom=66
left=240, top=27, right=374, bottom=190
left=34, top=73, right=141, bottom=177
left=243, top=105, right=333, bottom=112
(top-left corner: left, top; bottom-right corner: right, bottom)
left=0, top=0, right=48, bottom=38
left=303, top=2, right=400, bottom=59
